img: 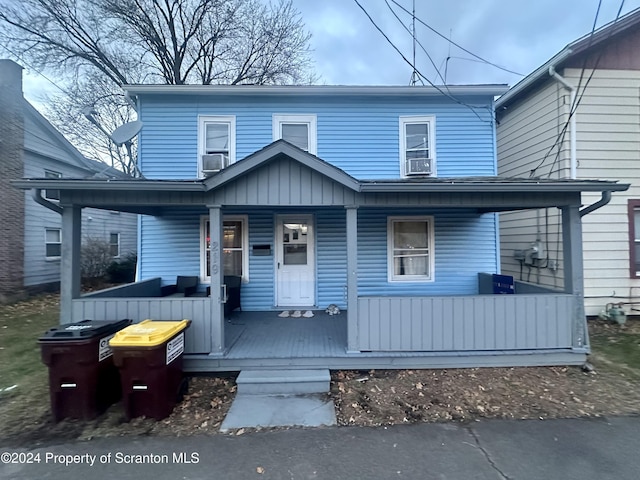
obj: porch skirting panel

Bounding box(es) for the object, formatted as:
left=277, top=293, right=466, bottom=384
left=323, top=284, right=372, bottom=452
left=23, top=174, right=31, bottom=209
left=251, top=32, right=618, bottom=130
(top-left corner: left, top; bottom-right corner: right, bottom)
left=71, top=297, right=212, bottom=354
left=356, top=295, right=575, bottom=352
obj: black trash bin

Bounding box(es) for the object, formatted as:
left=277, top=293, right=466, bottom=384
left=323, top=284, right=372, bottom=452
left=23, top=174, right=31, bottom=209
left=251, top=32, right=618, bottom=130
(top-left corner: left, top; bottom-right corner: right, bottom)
left=38, top=319, right=132, bottom=422
left=109, top=319, right=191, bottom=420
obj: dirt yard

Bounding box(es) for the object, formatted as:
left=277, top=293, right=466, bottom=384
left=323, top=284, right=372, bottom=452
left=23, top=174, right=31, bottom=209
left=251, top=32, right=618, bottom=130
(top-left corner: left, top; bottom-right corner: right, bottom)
left=2, top=295, right=640, bottom=447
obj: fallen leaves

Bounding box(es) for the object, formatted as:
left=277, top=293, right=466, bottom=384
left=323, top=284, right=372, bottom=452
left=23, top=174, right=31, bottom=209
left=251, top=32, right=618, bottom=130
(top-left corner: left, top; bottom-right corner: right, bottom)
left=330, top=361, right=640, bottom=427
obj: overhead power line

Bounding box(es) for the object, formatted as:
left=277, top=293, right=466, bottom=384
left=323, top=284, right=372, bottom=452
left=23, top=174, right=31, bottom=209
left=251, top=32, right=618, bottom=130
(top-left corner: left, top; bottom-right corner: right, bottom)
left=352, top=0, right=490, bottom=122
left=383, top=0, right=444, bottom=85
left=389, top=0, right=524, bottom=77
left=529, top=0, right=625, bottom=178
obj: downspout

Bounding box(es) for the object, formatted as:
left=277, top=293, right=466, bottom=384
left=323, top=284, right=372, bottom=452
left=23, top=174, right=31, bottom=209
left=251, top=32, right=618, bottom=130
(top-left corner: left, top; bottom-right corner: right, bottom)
left=33, top=188, right=63, bottom=215
left=580, top=191, right=611, bottom=217
left=549, top=66, right=577, bottom=179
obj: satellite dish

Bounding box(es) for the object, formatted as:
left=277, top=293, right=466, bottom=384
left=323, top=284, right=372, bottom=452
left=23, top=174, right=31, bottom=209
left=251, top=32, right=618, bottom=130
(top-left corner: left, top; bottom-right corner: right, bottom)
left=110, top=120, right=143, bottom=146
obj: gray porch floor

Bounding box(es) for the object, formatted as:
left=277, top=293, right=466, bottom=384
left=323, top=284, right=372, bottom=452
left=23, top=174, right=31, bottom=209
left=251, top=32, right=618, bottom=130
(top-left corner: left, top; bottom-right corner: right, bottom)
left=183, top=310, right=588, bottom=372
left=224, top=310, right=347, bottom=359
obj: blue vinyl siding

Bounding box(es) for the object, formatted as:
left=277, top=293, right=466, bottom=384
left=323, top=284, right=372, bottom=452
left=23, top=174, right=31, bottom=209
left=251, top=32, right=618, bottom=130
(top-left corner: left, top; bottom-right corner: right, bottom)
left=316, top=209, right=348, bottom=309
left=242, top=210, right=274, bottom=310
left=139, top=207, right=498, bottom=309
left=357, top=209, right=498, bottom=296
left=138, top=94, right=495, bottom=179
left=140, top=210, right=202, bottom=282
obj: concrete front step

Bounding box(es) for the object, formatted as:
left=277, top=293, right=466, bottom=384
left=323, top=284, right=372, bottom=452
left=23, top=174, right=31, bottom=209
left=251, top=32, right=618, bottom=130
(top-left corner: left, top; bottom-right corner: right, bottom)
left=236, top=369, right=330, bottom=395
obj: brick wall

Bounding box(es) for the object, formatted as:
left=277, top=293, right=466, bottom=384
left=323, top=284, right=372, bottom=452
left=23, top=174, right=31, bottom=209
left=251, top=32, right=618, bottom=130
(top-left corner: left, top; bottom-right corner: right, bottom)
left=0, top=60, right=26, bottom=302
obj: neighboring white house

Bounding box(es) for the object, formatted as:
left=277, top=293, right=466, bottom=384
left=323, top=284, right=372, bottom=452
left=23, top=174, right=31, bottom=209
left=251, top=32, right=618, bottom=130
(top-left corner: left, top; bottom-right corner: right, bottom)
left=496, top=9, right=640, bottom=316
left=0, top=59, right=137, bottom=301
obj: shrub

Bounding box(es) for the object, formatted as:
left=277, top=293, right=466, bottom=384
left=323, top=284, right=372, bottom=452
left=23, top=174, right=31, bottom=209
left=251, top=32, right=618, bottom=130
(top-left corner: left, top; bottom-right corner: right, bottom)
left=107, top=252, right=137, bottom=283
left=81, top=237, right=113, bottom=280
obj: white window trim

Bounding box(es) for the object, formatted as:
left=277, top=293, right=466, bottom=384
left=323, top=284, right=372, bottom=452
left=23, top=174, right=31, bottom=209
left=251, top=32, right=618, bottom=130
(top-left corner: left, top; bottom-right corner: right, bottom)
left=45, top=227, right=62, bottom=261
left=399, top=115, right=436, bottom=177
left=110, top=232, right=121, bottom=258
left=272, top=114, right=317, bottom=155
left=197, top=115, right=236, bottom=178
left=387, top=216, right=435, bottom=282
left=44, top=170, right=62, bottom=201
left=200, top=215, right=249, bottom=283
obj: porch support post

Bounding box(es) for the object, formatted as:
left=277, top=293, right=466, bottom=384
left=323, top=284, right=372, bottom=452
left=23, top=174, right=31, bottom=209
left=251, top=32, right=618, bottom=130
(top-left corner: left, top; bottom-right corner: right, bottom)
left=208, top=205, right=225, bottom=355
left=561, top=205, right=586, bottom=348
left=60, top=205, right=81, bottom=324
left=346, top=205, right=359, bottom=352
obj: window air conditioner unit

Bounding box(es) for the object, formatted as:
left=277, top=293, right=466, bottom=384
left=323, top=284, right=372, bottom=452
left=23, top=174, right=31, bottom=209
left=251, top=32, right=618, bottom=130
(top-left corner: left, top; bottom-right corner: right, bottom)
left=406, top=158, right=431, bottom=176
left=202, top=153, right=227, bottom=174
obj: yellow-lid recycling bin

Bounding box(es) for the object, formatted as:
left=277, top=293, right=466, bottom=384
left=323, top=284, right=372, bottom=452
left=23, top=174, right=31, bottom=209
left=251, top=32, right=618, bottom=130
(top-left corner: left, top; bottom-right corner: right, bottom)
left=109, top=319, right=191, bottom=420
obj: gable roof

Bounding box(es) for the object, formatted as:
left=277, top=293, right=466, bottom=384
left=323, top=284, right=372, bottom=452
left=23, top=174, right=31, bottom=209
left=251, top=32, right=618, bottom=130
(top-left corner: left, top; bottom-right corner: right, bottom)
left=22, top=100, right=96, bottom=172
left=203, top=140, right=360, bottom=192
left=496, top=7, right=640, bottom=109
left=22, top=95, right=127, bottom=179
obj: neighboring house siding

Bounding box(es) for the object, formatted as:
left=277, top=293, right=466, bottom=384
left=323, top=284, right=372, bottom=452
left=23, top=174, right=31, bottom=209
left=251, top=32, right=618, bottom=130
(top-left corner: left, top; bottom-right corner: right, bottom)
left=498, top=79, right=567, bottom=293
left=23, top=151, right=137, bottom=287
left=138, top=95, right=496, bottom=180
left=498, top=67, right=640, bottom=316
left=567, top=68, right=640, bottom=315
left=139, top=207, right=497, bottom=310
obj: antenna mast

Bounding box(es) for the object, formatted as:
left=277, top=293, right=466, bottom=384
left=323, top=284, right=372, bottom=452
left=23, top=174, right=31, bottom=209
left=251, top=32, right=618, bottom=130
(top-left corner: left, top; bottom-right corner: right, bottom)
left=409, top=0, right=419, bottom=85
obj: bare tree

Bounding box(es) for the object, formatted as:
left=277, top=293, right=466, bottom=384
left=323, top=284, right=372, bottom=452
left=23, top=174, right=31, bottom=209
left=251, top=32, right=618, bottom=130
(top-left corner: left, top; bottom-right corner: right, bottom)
left=0, top=0, right=315, bottom=174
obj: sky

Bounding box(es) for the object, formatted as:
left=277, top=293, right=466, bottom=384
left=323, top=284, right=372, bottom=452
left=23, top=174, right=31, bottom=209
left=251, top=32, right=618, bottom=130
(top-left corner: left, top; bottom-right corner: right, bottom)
left=293, top=0, right=640, bottom=87
left=19, top=0, right=640, bottom=105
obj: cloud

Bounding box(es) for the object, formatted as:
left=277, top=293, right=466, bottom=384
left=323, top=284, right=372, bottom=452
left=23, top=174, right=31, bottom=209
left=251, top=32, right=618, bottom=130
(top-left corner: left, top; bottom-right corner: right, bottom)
left=294, top=0, right=640, bottom=86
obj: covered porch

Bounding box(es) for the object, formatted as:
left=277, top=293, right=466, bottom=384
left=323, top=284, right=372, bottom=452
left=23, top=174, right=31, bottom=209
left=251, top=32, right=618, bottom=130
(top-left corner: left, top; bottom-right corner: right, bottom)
left=13, top=141, right=629, bottom=369
left=72, top=277, right=582, bottom=371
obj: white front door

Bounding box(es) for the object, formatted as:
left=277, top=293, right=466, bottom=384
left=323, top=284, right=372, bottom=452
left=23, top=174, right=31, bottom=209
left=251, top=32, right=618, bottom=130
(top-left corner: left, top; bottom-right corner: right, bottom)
left=276, top=215, right=315, bottom=307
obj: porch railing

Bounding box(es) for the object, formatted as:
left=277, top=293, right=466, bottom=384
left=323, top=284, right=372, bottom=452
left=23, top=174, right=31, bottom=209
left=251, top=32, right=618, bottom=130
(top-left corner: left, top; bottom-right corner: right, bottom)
left=356, top=294, right=575, bottom=352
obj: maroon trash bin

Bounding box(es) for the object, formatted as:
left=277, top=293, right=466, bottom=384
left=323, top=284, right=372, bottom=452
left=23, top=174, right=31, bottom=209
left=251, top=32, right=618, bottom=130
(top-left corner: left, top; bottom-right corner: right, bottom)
left=109, top=319, right=191, bottom=420
left=38, top=319, right=132, bottom=422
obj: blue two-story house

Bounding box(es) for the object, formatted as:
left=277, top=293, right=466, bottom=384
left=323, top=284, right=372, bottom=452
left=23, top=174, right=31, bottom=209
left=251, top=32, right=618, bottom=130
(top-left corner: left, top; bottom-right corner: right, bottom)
left=14, top=85, right=627, bottom=371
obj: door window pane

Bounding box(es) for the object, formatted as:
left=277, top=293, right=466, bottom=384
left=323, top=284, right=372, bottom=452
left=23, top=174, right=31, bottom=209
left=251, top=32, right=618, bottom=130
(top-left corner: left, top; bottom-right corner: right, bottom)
left=282, top=222, right=308, bottom=265
left=284, top=245, right=307, bottom=265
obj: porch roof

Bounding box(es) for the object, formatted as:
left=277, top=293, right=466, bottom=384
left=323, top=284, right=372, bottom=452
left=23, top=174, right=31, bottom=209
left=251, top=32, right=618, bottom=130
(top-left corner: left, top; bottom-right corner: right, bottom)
left=11, top=142, right=629, bottom=213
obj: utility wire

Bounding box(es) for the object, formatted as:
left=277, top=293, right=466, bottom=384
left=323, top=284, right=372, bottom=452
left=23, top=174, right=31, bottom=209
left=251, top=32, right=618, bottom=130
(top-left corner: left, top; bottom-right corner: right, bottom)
left=384, top=0, right=445, bottom=85
left=389, top=0, right=524, bottom=77
left=352, top=0, right=490, bottom=122
left=528, top=0, right=624, bottom=178
left=543, top=0, right=605, bottom=178
left=0, top=44, right=70, bottom=96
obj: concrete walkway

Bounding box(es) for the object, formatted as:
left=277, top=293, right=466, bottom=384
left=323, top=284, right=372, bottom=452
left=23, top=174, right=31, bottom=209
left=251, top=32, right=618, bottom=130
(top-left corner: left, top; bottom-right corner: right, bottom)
left=2, top=416, right=639, bottom=479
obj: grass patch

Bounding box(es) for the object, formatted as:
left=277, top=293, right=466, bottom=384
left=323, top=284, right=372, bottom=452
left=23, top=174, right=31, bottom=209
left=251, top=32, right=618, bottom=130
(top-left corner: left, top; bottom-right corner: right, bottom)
left=0, top=296, right=60, bottom=436
left=590, top=324, right=640, bottom=380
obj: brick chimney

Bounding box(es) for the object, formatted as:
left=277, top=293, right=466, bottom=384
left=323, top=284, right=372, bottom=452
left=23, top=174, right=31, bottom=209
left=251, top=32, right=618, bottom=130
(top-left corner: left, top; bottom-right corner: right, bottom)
left=0, top=59, right=26, bottom=302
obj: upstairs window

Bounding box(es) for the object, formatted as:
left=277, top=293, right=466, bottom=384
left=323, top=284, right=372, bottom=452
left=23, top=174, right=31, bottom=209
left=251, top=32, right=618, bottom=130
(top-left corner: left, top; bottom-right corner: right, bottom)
left=387, top=216, right=434, bottom=282
left=273, top=114, right=317, bottom=155
left=44, top=170, right=61, bottom=201
left=198, top=116, right=235, bottom=177
left=400, top=116, right=436, bottom=177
